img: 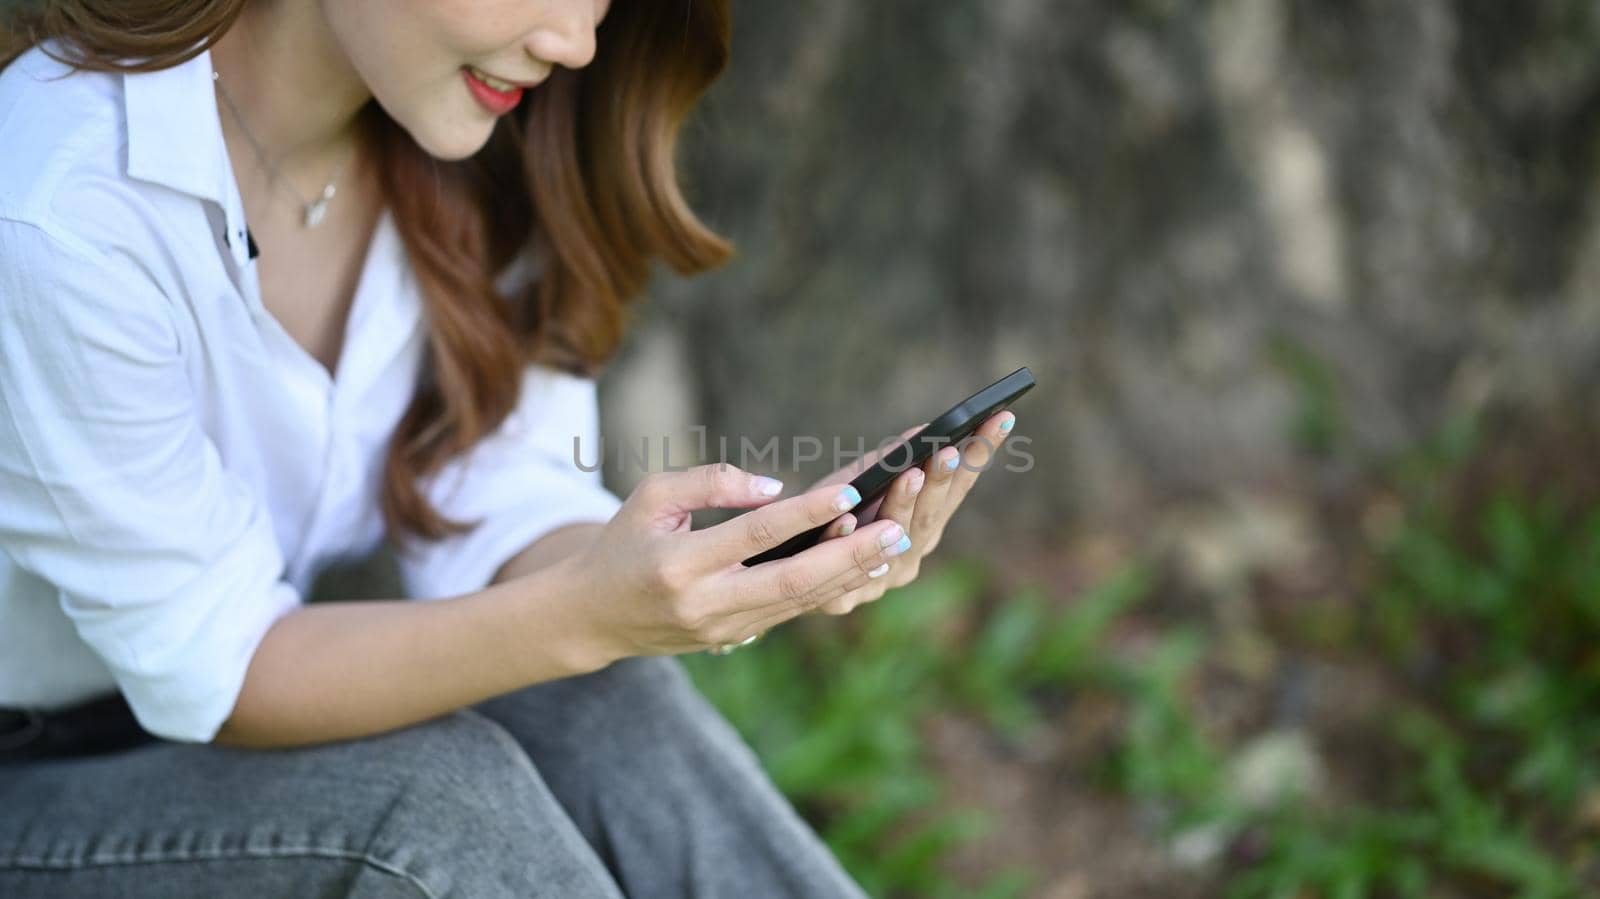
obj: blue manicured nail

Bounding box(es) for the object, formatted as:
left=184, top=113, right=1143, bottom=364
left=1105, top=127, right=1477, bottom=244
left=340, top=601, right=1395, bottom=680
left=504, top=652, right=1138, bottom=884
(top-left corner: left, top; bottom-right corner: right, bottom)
left=999, top=415, right=1015, bottom=433
left=886, top=535, right=913, bottom=557
left=942, top=452, right=959, bottom=471
left=834, top=485, right=862, bottom=512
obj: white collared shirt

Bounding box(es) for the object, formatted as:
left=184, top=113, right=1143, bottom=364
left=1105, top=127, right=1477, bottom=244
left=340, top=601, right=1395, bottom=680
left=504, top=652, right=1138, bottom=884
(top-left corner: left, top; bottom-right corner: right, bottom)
left=0, top=41, right=623, bottom=743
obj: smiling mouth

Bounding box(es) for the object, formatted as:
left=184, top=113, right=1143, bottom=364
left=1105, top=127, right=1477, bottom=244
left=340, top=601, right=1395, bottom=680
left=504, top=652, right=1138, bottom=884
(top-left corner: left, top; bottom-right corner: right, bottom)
left=465, top=65, right=530, bottom=92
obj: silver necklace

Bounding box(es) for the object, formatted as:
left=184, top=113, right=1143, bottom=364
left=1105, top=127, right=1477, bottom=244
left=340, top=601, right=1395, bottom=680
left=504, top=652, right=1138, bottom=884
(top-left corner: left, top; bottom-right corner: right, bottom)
left=212, top=69, right=351, bottom=228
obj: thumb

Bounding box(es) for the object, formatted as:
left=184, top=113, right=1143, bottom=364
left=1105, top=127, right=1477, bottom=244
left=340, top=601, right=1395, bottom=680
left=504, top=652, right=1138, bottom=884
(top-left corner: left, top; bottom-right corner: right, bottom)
left=624, top=462, right=786, bottom=522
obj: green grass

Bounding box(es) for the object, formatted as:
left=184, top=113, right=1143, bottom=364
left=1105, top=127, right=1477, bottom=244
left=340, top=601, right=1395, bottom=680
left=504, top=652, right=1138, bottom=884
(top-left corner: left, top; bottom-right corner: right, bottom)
left=685, top=559, right=1163, bottom=897
left=684, top=561, right=1034, bottom=898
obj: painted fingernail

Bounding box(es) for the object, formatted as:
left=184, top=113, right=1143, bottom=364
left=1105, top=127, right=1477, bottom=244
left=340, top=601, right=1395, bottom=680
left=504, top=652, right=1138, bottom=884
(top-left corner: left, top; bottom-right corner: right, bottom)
left=999, top=414, right=1015, bottom=433
left=839, top=517, right=856, bottom=536
left=867, top=562, right=891, bottom=578
left=886, top=534, right=913, bottom=557
left=753, top=476, right=784, bottom=496
left=834, top=485, right=861, bottom=512
left=942, top=450, right=959, bottom=472
left=878, top=523, right=905, bottom=548
left=906, top=469, right=925, bottom=497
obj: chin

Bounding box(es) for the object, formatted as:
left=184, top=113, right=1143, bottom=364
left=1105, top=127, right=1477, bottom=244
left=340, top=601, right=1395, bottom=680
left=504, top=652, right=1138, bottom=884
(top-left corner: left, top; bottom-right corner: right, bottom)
left=408, top=118, right=495, bottom=162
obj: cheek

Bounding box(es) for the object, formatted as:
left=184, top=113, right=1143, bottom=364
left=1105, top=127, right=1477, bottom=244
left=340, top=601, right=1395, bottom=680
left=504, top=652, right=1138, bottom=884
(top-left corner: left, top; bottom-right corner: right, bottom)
left=427, top=0, right=529, bottom=53
left=327, top=2, right=424, bottom=100
left=328, top=3, right=499, bottom=159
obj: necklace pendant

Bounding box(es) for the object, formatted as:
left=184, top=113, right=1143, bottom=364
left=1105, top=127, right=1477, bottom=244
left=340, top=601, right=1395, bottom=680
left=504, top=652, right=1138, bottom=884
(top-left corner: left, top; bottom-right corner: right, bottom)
left=304, top=183, right=336, bottom=228
left=304, top=197, right=330, bottom=227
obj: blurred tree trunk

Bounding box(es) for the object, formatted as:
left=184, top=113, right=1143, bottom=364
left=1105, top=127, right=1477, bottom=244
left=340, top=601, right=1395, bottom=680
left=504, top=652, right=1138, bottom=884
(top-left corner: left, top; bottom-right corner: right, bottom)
left=603, top=0, right=1600, bottom=551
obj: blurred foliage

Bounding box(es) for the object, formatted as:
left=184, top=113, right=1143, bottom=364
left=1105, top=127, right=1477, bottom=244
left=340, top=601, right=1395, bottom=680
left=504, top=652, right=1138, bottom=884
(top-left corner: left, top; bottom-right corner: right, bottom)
left=1222, top=421, right=1600, bottom=897
left=685, top=560, right=1064, bottom=898
left=1266, top=333, right=1347, bottom=458
left=686, top=411, right=1600, bottom=898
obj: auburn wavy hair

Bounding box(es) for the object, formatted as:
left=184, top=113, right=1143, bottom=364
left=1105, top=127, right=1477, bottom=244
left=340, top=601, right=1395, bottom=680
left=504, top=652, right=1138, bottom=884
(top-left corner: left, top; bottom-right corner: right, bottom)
left=0, top=0, right=732, bottom=555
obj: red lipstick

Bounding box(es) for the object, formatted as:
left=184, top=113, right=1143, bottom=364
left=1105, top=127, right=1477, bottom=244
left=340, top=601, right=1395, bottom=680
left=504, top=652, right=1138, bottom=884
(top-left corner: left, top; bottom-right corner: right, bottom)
left=462, top=66, right=524, bottom=116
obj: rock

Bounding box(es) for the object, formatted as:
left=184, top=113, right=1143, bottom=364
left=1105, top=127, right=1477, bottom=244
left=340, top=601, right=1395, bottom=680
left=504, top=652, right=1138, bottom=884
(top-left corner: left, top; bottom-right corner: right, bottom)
left=1227, top=727, right=1327, bottom=811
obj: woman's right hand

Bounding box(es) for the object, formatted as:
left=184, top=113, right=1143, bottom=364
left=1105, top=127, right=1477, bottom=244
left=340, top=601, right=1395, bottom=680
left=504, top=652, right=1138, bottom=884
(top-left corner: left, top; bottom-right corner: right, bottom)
left=565, top=463, right=914, bottom=660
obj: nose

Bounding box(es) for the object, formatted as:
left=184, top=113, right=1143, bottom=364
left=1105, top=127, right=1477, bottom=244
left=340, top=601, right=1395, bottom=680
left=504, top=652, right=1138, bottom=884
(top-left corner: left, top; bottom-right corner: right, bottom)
left=524, top=3, right=599, bottom=71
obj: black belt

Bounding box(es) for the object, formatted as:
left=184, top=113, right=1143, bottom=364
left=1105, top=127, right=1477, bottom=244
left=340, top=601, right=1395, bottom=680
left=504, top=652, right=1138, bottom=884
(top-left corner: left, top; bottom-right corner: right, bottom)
left=0, top=692, right=158, bottom=764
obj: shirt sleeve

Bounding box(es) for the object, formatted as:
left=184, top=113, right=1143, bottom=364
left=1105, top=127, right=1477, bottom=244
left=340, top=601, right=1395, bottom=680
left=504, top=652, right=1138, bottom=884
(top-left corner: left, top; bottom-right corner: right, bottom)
left=393, top=363, right=623, bottom=601
left=0, top=219, right=302, bottom=744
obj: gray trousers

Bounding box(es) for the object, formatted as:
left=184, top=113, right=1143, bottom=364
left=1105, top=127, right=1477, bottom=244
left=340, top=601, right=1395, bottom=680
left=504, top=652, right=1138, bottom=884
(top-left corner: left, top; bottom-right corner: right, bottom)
left=0, top=655, right=869, bottom=898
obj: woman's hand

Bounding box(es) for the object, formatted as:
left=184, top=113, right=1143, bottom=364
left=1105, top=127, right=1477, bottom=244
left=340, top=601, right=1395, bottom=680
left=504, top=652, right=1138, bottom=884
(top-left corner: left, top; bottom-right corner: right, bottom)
left=564, top=463, right=915, bottom=661
left=809, top=410, right=1017, bottom=615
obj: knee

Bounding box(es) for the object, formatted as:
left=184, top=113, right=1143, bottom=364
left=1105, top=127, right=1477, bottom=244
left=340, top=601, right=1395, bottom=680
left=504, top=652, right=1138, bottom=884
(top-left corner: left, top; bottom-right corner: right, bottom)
left=378, top=709, right=543, bottom=808
left=359, top=711, right=618, bottom=896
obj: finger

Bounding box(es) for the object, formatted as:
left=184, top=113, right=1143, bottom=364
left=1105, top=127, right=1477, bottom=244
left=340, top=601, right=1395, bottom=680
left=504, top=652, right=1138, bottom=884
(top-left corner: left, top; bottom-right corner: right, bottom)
left=815, top=521, right=933, bottom=615
left=625, top=462, right=785, bottom=527
left=792, top=513, right=859, bottom=589
left=815, top=578, right=889, bottom=616
left=843, top=466, right=919, bottom=589
left=819, top=456, right=946, bottom=612
left=946, top=410, right=1016, bottom=511
left=875, top=466, right=924, bottom=543
left=852, top=493, right=887, bottom=526
left=819, top=512, right=857, bottom=542
left=695, top=481, right=863, bottom=567
left=814, top=542, right=924, bottom=615
left=718, top=517, right=912, bottom=633
left=909, top=446, right=960, bottom=547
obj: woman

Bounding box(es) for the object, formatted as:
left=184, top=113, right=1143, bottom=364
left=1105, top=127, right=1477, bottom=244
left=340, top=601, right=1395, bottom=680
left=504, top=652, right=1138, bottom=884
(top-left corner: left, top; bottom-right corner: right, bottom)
left=0, top=0, right=1017, bottom=896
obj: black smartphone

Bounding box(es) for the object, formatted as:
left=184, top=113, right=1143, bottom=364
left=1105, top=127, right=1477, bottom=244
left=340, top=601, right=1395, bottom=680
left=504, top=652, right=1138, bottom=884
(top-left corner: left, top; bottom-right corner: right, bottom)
left=741, top=366, right=1035, bottom=567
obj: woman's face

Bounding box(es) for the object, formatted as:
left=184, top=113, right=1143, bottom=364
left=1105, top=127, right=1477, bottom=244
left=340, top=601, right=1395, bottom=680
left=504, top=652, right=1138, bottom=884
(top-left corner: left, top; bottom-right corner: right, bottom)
left=323, top=0, right=613, bottom=160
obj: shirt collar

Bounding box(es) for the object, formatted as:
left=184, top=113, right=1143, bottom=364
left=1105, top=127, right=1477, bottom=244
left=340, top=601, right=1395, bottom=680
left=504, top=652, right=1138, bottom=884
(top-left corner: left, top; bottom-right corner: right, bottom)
left=119, top=44, right=432, bottom=379
left=123, top=45, right=253, bottom=269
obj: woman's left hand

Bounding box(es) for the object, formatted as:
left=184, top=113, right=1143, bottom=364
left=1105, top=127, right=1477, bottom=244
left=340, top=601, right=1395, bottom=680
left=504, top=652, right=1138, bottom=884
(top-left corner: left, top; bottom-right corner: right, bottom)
left=808, top=410, right=1017, bottom=615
